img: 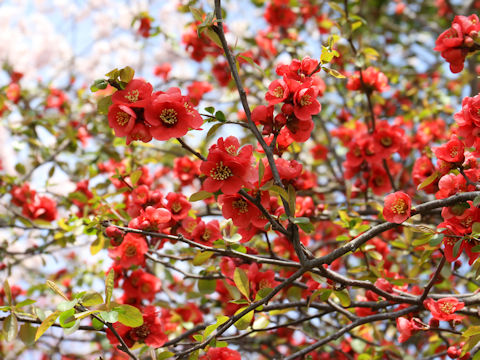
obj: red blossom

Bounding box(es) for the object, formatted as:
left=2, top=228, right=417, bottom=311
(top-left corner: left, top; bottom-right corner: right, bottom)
left=383, top=191, right=411, bottom=224
left=109, top=233, right=148, bottom=269
left=423, top=297, right=465, bottom=321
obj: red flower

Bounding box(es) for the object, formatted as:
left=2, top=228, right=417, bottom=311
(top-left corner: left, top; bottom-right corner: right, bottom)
left=22, top=195, right=57, bottom=222
left=293, top=83, right=321, bottom=120
left=137, top=17, right=151, bottom=38
left=423, top=297, right=465, bottom=321
left=165, top=192, right=191, bottom=221
left=111, top=79, right=153, bottom=108
left=153, top=63, right=172, bottom=80
left=173, top=156, right=201, bottom=186
left=264, top=0, right=296, bottom=28
left=200, top=137, right=255, bottom=195
left=109, top=233, right=148, bottom=269
left=383, top=191, right=411, bottom=224
left=218, top=194, right=261, bottom=228
left=265, top=78, right=289, bottom=105
left=122, top=269, right=161, bottom=303
left=200, top=348, right=241, bottom=360
left=106, top=306, right=167, bottom=348
left=107, top=104, right=136, bottom=137
left=187, top=81, right=213, bottom=106
left=434, top=15, right=480, bottom=73
left=396, top=317, right=425, bottom=343
left=346, top=67, right=389, bottom=93
left=126, top=123, right=152, bottom=145
left=434, top=136, right=465, bottom=164
left=145, top=88, right=203, bottom=140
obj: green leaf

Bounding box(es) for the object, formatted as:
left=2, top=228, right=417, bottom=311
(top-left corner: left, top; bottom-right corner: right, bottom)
left=256, top=287, right=273, bottom=300
left=214, top=110, right=226, bottom=122
left=119, top=66, right=135, bottom=83
left=203, top=28, right=222, bottom=48
left=4, top=280, right=12, bottom=306
left=58, top=309, right=76, bottom=328
left=90, top=79, right=108, bottom=92
left=205, top=106, right=215, bottom=114
left=57, top=299, right=78, bottom=311
left=114, top=304, right=144, bottom=328
left=189, top=191, right=213, bottom=202
left=158, top=351, right=175, bottom=360
left=429, top=234, right=444, bottom=247
left=46, top=280, right=69, bottom=301
left=35, top=310, right=61, bottom=341
left=233, top=307, right=254, bottom=330
left=323, top=67, right=346, bottom=78
left=90, top=234, right=105, bottom=256
left=92, top=317, right=104, bottom=330
left=234, top=268, right=250, bottom=300
left=203, top=315, right=229, bottom=338
left=99, top=310, right=119, bottom=323
left=474, top=196, right=480, bottom=208
left=19, top=322, right=36, bottom=346
left=452, top=239, right=463, bottom=259
left=15, top=163, right=26, bottom=175
left=105, top=68, right=120, bottom=79
left=81, top=291, right=104, bottom=307
left=190, top=7, right=204, bottom=22
left=74, top=309, right=100, bottom=320
left=15, top=299, right=35, bottom=309
left=198, top=279, right=216, bottom=294
left=333, top=289, right=351, bottom=307
left=206, top=122, right=224, bottom=138
left=417, top=171, right=438, bottom=191
left=105, top=269, right=115, bottom=311
left=193, top=251, right=214, bottom=266
left=463, top=326, right=480, bottom=337
left=97, top=95, right=113, bottom=115
left=130, top=170, right=143, bottom=186
left=3, top=314, right=18, bottom=341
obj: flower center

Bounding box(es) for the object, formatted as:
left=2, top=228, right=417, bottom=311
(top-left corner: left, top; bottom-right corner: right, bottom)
left=225, top=145, right=237, bottom=156
left=116, top=111, right=130, bottom=126
left=202, top=228, right=211, bottom=241
left=141, top=283, right=151, bottom=293
left=171, top=202, right=182, bottom=213
left=391, top=199, right=407, bottom=214
left=160, top=108, right=178, bottom=125
left=210, top=161, right=233, bottom=180
left=134, top=324, right=150, bottom=339
left=381, top=137, right=392, bottom=147
left=450, top=146, right=458, bottom=158
left=233, top=198, right=249, bottom=214
left=273, top=86, right=284, bottom=98
left=125, top=89, right=139, bottom=102
left=125, top=245, right=137, bottom=257
left=439, top=302, right=455, bottom=314
left=300, top=94, right=312, bottom=106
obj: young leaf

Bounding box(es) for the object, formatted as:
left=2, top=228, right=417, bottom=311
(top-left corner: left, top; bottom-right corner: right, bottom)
left=46, top=280, right=69, bottom=301
left=234, top=268, right=250, bottom=300
left=35, top=310, right=61, bottom=341
left=233, top=307, right=254, bottom=330
left=114, top=304, right=144, bottom=328
left=3, top=314, right=18, bottom=341
left=105, top=269, right=115, bottom=311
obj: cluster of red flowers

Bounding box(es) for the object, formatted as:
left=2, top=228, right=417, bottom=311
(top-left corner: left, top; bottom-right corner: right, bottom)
left=10, top=183, right=57, bottom=222
left=396, top=297, right=465, bottom=345
left=339, top=120, right=408, bottom=195
left=107, top=79, right=203, bottom=144
left=252, top=56, right=324, bottom=143
left=346, top=66, right=390, bottom=93
left=434, top=14, right=480, bottom=73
